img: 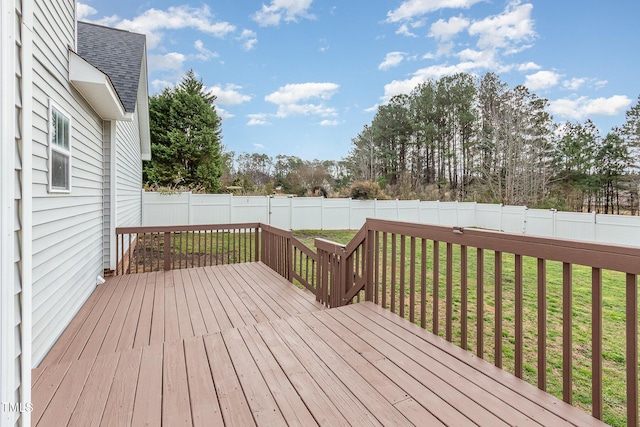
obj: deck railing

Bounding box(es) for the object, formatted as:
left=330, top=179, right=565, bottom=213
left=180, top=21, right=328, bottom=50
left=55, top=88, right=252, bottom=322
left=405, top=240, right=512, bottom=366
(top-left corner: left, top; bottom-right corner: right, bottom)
left=115, top=223, right=262, bottom=275
left=115, top=223, right=317, bottom=294
left=316, top=218, right=639, bottom=427
left=115, top=219, right=639, bottom=426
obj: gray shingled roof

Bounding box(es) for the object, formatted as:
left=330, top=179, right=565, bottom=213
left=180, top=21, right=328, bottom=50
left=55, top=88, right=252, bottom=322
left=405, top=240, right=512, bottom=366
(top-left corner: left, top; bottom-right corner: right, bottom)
left=77, top=22, right=146, bottom=113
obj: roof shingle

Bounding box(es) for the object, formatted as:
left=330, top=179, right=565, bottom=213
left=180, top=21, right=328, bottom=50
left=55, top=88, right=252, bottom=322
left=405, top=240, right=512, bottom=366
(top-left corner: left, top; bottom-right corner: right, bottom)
left=76, top=22, right=146, bottom=113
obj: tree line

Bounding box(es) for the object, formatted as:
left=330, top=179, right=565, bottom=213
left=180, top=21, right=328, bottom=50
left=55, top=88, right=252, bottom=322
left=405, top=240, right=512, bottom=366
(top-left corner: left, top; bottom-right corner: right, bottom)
left=143, top=70, right=640, bottom=214
left=346, top=72, right=640, bottom=213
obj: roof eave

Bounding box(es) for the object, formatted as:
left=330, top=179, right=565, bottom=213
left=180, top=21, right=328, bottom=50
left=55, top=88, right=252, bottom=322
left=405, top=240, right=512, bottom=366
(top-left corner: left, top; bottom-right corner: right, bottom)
left=69, top=50, right=133, bottom=121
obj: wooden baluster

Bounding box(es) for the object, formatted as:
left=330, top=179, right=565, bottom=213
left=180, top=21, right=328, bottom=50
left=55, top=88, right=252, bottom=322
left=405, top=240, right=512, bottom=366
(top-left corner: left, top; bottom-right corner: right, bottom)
left=537, top=258, right=547, bottom=391
left=562, top=262, right=572, bottom=402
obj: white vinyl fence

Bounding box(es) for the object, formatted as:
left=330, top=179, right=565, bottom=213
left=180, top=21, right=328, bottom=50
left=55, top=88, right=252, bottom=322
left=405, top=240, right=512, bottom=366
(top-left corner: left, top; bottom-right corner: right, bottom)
left=141, top=191, right=640, bottom=247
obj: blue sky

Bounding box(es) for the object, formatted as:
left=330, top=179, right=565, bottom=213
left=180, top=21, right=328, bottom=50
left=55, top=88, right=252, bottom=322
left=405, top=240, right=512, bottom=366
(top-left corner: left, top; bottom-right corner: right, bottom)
left=78, top=0, right=639, bottom=161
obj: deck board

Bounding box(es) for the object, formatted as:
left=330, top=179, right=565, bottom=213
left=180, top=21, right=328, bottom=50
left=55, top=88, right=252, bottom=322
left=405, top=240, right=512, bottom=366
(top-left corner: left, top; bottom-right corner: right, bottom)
left=32, top=263, right=607, bottom=427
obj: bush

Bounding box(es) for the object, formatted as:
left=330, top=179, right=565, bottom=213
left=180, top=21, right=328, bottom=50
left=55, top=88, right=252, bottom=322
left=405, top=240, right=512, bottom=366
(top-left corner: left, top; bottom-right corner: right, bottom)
left=349, top=181, right=387, bottom=200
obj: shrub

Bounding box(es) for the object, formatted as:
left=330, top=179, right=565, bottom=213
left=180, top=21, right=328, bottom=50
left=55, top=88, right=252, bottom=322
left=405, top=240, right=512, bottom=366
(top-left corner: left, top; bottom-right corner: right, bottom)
left=349, top=181, right=387, bottom=200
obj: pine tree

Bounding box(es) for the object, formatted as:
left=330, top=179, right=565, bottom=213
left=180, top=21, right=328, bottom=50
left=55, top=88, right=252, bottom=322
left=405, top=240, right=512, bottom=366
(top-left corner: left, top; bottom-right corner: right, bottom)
left=144, top=70, right=223, bottom=193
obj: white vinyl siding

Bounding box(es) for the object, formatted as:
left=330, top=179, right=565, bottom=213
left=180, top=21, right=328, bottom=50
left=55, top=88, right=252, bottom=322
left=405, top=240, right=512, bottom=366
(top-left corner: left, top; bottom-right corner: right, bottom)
left=116, top=115, right=143, bottom=228
left=31, top=0, right=104, bottom=365
left=102, top=121, right=112, bottom=269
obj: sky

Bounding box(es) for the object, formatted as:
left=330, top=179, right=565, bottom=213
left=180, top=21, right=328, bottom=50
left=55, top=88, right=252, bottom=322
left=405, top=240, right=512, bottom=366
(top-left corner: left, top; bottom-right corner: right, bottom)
left=78, top=0, right=640, bottom=161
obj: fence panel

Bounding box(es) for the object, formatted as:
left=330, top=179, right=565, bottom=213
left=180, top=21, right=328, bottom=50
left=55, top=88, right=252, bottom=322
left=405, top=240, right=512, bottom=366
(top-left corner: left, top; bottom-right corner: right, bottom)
left=502, top=205, right=526, bottom=233
left=268, top=197, right=291, bottom=229
left=375, top=200, right=399, bottom=221
left=141, top=191, right=640, bottom=247
left=438, top=202, right=460, bottom=226
left=398, top=200, right=421, bottom=223
left=349, top=200, right=375, bottom=229
left=556, top=212, right=596, bottom=242
left=230, top=196, right=269, bottom=224
left=526, top=209, right=555, bottom=237
left=457, top=202, right=477, bottom=227
left=595, top=214, right=640, bottom=246
left=475, top=203, right=502, bottom=230
left=142, top=192, right=190, bottom=226
left=322, top=198, right=351, bottom=230
left=191, top=194, right=232, bottom=224
left=418, top=201, right=441, bottom=224
left=291, top=197, right=323, bottom=230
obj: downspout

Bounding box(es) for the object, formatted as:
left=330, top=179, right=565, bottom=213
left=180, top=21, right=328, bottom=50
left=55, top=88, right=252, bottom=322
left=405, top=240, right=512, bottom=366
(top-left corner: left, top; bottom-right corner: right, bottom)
left=0, top=0, right=16, bottom=423
left=21, top=0, right=34, bottom=424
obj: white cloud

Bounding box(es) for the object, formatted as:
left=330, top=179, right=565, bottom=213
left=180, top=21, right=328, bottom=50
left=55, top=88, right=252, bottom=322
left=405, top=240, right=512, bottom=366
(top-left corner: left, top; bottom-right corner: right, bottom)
left=524, top=70, right=561, bottom=91
left=253, top=87, right=341, bottom=117
left=456, top=48, right=497, bottom=67
left=96, top=5, right=236, bottom=49
left=151, top=79, right=174, bottom=92
left=77, top=2, right=97, bottom=19
left=274, top=103, right=337, bottom=118
left=518, top=61, right=541, bottom=71
left=208, top=84, right=251, bottom=105
left=265, top=82, right=339, bottom=105
left=148, top=52, right=186, bottom=73
left=382, top=62, right=481, bottom=100
left=396, top=24, right=417, bottom=37
left=387, top=0, right=482, bottom=23
left=216, top=107, right=234, bottom=120
left=548, top=95, right=632, bottom=120
left=594, top=80, right=608, bottom=89
left=319, top=120, right=340, bottom=126
left=563, top=77, right=587, bottom=91
left=379, top=52, right=406, bottom=71
left=429, top=15, right=470, bottom=41
left=252, top=0, right=315, bottom=27
left=468, top=2, right=535, bottom=52
left=238, top=29, right=258, bottom=51
left=254, top=143, right=265, bottom=150
left=194, top=40, right=219, bottom=61
left=247, top=114, right=271, bottom=126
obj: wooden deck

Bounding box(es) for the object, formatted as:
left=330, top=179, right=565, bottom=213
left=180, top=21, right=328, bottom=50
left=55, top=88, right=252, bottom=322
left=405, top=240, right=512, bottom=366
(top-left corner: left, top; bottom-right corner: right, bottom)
left=32, top=262, right=605, bottom=426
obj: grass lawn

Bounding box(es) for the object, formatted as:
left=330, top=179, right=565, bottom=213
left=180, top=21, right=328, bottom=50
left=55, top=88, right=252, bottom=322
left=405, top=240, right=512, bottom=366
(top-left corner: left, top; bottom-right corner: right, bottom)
left=293, top=229, right=633, bottom=427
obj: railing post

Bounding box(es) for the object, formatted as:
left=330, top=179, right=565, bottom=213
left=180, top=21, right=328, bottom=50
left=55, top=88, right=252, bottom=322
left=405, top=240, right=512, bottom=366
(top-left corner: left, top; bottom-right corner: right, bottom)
left=163, top=232, right=171, bottom=271
left=365, top=226, right=374, bottom=302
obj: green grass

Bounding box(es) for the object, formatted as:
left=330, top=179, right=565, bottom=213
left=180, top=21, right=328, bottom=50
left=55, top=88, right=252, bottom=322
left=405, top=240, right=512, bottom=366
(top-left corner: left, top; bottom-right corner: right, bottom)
left=292, top=229, right=356, bottom=248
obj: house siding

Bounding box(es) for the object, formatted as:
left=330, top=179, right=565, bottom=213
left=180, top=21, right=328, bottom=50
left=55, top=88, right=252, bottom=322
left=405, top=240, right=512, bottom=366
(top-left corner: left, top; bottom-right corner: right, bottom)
left=103, top=121, right=112, bottom=270
left=31, top=0, right=104, bottom=365
left=116, top=115, right=143, bottom=229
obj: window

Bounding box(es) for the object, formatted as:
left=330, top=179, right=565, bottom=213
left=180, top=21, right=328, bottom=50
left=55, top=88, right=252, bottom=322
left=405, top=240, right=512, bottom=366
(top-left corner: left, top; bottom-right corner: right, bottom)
left=48, top=102, right=72, bottom=192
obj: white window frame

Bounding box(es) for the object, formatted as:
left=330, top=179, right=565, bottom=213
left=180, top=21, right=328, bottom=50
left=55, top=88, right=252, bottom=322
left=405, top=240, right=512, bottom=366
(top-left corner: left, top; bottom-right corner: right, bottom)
left=48, top=100, right=72, bottom=193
